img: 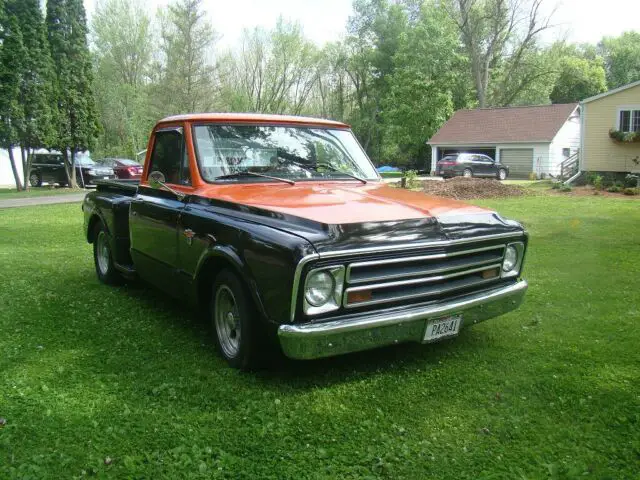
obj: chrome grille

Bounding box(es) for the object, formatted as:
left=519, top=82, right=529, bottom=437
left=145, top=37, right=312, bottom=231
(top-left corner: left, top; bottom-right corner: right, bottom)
left=343, top=244, right=506, bottom=308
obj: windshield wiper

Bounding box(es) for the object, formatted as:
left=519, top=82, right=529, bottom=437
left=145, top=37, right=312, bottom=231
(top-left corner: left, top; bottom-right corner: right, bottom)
left=214, top=171, right=296, bottom=185
left=316, top=164, right=368, bottom=184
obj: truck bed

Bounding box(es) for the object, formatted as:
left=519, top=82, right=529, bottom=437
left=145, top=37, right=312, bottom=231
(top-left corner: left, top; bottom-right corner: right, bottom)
left=94, top=179, right=140, bottom=195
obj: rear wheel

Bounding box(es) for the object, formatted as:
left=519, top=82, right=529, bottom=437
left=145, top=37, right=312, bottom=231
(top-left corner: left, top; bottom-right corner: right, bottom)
left=93, top=222, right=122, bottom=285
left=463, top=168, right=473, bottom=178
left=29, top=172, right=41, bottom=187
left=497, top=169, right=507, bottom=180
left=211, top=270, right=260, bottom=370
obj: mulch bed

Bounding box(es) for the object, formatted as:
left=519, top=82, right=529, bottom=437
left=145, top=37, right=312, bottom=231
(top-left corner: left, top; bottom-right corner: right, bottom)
left=419, top=177, right=528, bottom=200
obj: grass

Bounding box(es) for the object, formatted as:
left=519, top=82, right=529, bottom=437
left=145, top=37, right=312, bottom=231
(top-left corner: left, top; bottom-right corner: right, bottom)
left=379, top=171, right=404, bottom=178
left=1, top=196, right=639, bottom=479
left=0, top=187, right=86, bottom=199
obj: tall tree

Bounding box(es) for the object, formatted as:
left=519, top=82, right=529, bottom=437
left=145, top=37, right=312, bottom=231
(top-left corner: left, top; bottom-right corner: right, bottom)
left=155, top=0, right=218, bottom=115
left=6, top=0, right=55, bottom=189
left=0, top=9, right=26, bottom=190
left=92, top=0, right=154, bottom=158
left=446, top=0, right=555, bottom=107
left=549, top=48, right=607, bottom=104
left=47, top=0, right=99, bottom=187
left=599, top=31, right=640, bottom=89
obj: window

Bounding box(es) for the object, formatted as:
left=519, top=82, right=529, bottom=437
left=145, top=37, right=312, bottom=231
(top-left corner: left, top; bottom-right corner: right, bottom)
left=562, top=148, right=571, bottom=158
left=148, top=127, right=190, bottom=185
left=619, top=109, right=640, bottom=132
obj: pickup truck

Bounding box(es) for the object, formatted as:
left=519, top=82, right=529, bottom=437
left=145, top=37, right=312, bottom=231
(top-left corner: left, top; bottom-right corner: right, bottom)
left=83, top=113, right=528, bottom=369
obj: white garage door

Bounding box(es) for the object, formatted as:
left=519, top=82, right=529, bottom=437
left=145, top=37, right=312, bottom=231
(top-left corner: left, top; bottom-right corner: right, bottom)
left=500, top=149, right=533, bottom=179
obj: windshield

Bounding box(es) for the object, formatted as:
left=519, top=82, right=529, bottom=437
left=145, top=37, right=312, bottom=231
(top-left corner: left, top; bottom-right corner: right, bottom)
left=75, top=153, right=95, bottom=166
left=192, top=125, right=379, bottom=182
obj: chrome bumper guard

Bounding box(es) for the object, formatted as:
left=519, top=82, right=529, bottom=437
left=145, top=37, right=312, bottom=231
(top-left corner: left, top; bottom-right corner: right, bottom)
left=278, top=280, right=528, bottom=360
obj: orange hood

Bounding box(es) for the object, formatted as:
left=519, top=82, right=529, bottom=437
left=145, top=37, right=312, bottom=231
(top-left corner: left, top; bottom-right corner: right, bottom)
left=196, top=181, right=489, bottom=224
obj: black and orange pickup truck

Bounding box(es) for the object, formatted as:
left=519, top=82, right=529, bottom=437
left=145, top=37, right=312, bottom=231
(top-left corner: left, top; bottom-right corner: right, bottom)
left=82, top=113, right=528, bottom=369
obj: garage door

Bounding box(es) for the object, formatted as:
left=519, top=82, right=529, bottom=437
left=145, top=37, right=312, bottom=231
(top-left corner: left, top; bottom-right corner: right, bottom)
left=500, top=149, right=533, bottom=179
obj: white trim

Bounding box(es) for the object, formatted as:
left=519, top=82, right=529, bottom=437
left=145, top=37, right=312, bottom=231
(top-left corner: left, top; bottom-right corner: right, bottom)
left=616, top=105, right=640, bottom=131
left=428, top=141, right=550, bottom=147
left=581, top=80, right=640, bottom=104
left=580, top=103, right=586, bottom=171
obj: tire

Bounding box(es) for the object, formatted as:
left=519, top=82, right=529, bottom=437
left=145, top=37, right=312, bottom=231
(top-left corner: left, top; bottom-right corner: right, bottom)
left=497, top=169, right=507, bottom=180
left=29, top=172, right=41, bottom=187
left=93, top=222, right=122, bottom=285
left=211, top=269, right=260, bottom=370
left=463, top=168, right=473, bottom=178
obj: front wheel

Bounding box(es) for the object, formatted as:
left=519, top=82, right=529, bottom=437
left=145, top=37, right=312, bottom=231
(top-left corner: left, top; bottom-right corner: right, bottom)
left=93, top=222, right=122, bottom=285
left=497, top=169, right=507, bottom=180
left=211, top=270, right=260, bottom=370
left=29, top=172, right=41, bottom=187
left=463, top=168, right=473, bottom=178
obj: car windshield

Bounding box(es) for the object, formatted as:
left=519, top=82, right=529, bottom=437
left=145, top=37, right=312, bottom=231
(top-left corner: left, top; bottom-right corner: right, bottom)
left=76, top=153, right=95, bottom=166
left=192, top=125, right=379, bottom=182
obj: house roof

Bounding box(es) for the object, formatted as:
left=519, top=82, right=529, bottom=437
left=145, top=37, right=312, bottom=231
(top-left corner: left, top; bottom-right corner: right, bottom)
left=580, top=79, right=640, bottom=104
left=428, top=103, right=579, bottom=146
left=158, top=113, right=350, bottom=129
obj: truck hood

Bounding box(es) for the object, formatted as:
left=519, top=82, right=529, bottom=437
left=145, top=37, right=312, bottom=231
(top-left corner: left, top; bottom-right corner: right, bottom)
left=195, top=182, right=524, bottom=253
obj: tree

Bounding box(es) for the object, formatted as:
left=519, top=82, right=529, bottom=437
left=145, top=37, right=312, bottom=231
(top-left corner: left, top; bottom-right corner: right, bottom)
left=155, top=0, right=218, bottom=115
left=550, top=54, right=607, bottom=104
left=47, top=0, right=99, bottom=187
left=599, top=31, right=640, bottom=89
left=6, top=0, right=55, bottom=189
left=92, top=0, right=154, bottom=158
left=446, top=0, right=555, bottom=107
left=0, top=10, right=26, bottom=190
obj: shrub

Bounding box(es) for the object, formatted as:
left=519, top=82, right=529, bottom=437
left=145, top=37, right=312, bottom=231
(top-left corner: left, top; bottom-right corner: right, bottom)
left=623, top=188, right=639, bottom=196
left=403, top=170, right=419, bottom=189
left=551, top=182, right=561, bottom=190
left=528, top=172, right=537, bottom=181
left=624, top=174, right=639, bottom=188
left=593, top=175, right=603, bottom=191
left=560, top=184, right=572, bottom=192
left=585, top=172, right=599, bottom=185
left=607, top=185, right=622, bottom=193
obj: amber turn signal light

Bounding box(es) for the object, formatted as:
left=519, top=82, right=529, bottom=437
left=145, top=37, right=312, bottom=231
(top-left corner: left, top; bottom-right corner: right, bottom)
left=347, top=290, right=373, bottom=304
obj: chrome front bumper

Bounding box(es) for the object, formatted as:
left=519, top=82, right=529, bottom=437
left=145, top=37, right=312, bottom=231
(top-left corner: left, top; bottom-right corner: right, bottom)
left=278, top=280, right=528, bottom=360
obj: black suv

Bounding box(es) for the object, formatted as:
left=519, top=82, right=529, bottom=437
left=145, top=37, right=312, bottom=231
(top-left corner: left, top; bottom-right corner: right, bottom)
left=29, top=152, right=115, bottom=187
left=435, top=153, right=509, bottom=180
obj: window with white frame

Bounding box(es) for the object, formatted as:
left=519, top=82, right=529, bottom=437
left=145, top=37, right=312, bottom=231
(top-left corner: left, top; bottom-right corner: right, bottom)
left=619, top=109, right=640, bottom=132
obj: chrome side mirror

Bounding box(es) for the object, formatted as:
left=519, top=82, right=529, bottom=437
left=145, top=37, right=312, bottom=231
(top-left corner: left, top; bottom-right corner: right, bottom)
left=147, top=170, right=186, bottom=200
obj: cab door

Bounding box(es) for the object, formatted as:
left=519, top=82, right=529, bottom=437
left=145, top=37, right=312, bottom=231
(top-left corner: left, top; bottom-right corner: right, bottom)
left=129, top=126, right=193, bottom=294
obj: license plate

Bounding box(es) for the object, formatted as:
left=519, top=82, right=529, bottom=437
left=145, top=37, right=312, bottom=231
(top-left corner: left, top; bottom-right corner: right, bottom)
left=423, top=315, right=462, bottom=342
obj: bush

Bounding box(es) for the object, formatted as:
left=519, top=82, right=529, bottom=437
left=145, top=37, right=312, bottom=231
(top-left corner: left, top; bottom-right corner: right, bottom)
left=528, top=172, right=537, bottom=181
left=593, top=175, right=603, bottom=191
left=623, top=188, right=639, bottom=196
left=624, top=174, right=639, bottom=188
left=560, top=184, right=572, bottom=192
left=551, top=182, right=562, bottom=190
left=403, top=170, right=419, bottom=189
left=607, top=185, right=622, bottom=193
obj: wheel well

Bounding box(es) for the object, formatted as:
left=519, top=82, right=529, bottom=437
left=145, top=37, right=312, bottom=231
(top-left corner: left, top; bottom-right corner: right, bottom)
left=87, top=215, right=103, bottom=243
left=196, top=256, right=239, bottom=314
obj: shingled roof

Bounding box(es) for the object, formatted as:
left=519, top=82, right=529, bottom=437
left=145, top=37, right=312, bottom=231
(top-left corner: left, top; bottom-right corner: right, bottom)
left=428, top=103, right=579, bottom=145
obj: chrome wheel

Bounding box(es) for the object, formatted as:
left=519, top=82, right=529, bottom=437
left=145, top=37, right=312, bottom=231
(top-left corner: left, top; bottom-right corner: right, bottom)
left=96, top=231, right=110, bottom=275
left=463, top=169, right=473, bottom=178
left=215, top=285, right=241, bottom=359
left=498, top=169, right=507, bottom=180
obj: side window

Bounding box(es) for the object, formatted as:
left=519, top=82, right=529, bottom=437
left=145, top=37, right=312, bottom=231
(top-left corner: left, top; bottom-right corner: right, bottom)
left=148, top=127, right=191, bottom=186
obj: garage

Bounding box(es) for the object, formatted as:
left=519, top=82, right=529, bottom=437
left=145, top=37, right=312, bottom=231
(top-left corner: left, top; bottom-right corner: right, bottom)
left=499, top=148, right=533, bottom=179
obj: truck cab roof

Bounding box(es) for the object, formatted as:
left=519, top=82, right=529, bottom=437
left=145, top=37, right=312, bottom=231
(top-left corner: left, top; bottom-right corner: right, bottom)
left=157, top=113, right=350, bottom=129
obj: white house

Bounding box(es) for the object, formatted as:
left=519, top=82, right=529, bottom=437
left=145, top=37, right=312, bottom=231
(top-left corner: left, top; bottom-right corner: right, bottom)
left=0, top=147, right=25, bottom=188
left=427, top=103, right=581, bottom=178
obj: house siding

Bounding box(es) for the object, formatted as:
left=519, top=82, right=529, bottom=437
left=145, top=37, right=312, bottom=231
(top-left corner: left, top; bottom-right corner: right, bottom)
left=549, top=109, right=581, bottom=176
left=582, top=83, right=640, bottom=172
left=0, top=147, right=24, bottom=187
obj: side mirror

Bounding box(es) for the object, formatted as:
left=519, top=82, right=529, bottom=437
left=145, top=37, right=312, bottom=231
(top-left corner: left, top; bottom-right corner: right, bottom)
left=148, top=170, right=166, bottom=188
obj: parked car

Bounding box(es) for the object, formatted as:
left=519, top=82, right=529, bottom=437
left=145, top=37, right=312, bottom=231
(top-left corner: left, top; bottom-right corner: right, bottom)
left=29, top=151, right=116, bottom=187
left=96, top=158, right=144, bottom=179
left=82, top=113, right=528, bottom=370
left=436, top=153, right=509, bottom=180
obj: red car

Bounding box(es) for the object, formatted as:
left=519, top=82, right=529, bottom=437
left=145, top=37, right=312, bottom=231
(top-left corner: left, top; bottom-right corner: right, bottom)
left=96, top=158, right=144, bottom=179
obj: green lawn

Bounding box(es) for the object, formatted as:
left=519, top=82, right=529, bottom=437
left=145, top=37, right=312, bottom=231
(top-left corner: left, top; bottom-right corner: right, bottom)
left=1, top=196, right=639, bottom=479
left=0, top=187, right=86, bottom=199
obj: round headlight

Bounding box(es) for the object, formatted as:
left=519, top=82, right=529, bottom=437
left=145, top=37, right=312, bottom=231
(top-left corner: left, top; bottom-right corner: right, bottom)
left=305, top=271, right=335, bottom=307
left=503, top=245, right=518, bottom=272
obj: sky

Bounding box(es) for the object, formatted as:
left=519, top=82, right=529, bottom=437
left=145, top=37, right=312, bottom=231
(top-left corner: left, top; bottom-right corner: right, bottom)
left=81, top=0, right=640, bottom=48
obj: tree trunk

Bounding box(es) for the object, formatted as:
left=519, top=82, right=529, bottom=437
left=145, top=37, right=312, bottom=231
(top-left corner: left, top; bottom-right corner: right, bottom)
left=70, top=149, right=78, bottom=188
left=21, top=146, right=30, bottom=190
left=8, top=146, right=22, bottom=191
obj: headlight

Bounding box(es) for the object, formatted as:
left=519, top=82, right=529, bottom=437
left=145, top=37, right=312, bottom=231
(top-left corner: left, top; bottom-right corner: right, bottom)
left=305, top=271, right=334, bottom=307
left=303, top=266, right=345, bottom=315
left=502, top=242, right=525, bottom=278
left=502, top=245, right=518, bottom=272
left=87, top=169, right=96, bottom=175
